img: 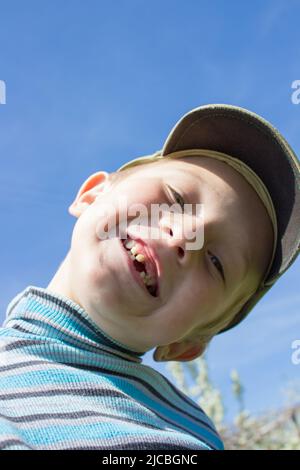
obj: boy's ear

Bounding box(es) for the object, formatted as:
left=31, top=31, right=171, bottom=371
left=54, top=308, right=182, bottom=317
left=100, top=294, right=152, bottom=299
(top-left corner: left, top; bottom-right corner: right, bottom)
left=153, top=339, right=208, bottom=363
left=68, top=171, right=110, bottom=217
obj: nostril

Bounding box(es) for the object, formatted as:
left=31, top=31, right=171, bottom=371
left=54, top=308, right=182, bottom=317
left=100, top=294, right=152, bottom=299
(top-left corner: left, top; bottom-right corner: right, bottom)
left=178, top=246, right=184, bottom=258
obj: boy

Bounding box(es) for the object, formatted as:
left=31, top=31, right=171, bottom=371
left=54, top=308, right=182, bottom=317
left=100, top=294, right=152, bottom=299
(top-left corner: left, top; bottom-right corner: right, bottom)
left=0, top=104, right=299, bottom=450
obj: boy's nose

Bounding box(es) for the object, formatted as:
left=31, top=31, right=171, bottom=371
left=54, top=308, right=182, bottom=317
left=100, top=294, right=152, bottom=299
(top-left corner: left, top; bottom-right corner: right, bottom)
left=159, top=211, right=205, bottom=264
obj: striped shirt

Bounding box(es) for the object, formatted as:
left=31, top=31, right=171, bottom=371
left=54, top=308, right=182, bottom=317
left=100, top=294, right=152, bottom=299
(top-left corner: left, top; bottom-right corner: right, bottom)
left=0, top=286, right=224, bottom=450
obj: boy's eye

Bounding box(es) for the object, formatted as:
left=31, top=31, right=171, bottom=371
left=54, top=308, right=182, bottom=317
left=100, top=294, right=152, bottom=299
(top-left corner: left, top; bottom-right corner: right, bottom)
left=167, top=184, right=225, bottom=284
left=208, top=250, right=225, bottom=283
left=167, top=185, right=185, bottom=210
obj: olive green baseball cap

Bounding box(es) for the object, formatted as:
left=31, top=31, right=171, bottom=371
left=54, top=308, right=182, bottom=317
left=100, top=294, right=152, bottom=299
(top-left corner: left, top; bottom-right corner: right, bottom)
left=117, top=104, right=300, bottom=334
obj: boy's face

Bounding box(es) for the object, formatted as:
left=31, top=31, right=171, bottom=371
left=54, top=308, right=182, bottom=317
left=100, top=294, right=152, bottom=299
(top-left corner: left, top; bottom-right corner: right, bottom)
left=48, top=155, right=274, bottom=359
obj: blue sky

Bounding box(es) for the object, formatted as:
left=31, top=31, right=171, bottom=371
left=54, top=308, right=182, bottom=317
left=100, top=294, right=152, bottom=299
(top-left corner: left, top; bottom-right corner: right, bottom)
left=0, top=0, right=299, bottom=423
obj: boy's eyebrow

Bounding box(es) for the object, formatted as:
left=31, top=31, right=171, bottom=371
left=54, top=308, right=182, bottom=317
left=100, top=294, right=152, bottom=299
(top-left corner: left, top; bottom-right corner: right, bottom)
left=181, top=166, right=223, bottom=200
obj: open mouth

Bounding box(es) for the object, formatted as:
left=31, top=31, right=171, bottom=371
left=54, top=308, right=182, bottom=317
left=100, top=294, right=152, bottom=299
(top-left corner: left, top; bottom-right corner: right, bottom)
left=121, top=236, right=159, bottom=298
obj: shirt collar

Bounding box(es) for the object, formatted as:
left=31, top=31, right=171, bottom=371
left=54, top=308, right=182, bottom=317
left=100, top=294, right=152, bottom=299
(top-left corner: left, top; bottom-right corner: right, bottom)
left=4, top=286, right=146, bottom=364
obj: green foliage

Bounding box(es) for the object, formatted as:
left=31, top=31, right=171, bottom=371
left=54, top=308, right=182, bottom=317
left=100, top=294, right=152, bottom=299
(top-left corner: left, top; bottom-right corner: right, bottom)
left=166, top=355, right=300, bottom=450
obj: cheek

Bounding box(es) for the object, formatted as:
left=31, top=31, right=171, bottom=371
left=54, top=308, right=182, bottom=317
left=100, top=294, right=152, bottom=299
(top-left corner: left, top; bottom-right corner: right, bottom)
left=69, top=215, right=119, bottom=311
left=165, top=276, right=203, bottom=330
left=71, top=208, right=97, bottom=252
left=69, top=208, right=103, bottom=289
left=171, top=273, right=221, bottom=331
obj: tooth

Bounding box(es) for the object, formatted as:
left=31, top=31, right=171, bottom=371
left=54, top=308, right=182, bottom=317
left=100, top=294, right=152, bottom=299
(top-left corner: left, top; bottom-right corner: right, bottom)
left=129, top=253, right=136, bottom=260
left=136, top=254, right=145, bottom=263
left=125, top=239, right=135, bottom=249
left=142, top=272, right=153, bottom=284
left=139, top=272, right=149, bottom=288
left=131, top=246, right=138, bottom=255
left=139, top=270, right=156, bottom=291
left=146, top=276, right=156, bottom=285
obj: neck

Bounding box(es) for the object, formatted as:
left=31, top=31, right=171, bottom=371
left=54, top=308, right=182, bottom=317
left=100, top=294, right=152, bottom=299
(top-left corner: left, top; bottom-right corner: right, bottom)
left=5, top=285, right=146, bottom=363
left=47, top=250, right=76, bottom=302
